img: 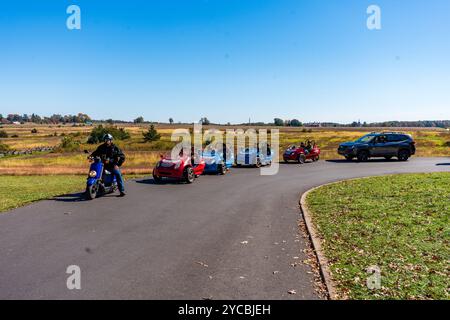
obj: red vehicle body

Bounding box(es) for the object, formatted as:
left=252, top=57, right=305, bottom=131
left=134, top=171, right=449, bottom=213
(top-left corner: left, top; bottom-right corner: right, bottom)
left=153, top=154, right=205, bottom=183
left=283, top=144, right=321, bottom=163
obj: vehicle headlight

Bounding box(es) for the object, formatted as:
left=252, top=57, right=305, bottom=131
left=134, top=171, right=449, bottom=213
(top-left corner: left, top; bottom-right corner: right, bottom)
left=89, top=170, right=97, bottom=177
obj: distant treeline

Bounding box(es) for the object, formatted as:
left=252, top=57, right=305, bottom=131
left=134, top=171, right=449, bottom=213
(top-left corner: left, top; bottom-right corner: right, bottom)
left=0, top=113, right=91, bottom=124
left=0, top=113, right=448, bottom=128
left=365, top=120, right=450, bottom=128
left=313, top=120, right=450, bottom=128
left=234, top=119, right=450, bottom=128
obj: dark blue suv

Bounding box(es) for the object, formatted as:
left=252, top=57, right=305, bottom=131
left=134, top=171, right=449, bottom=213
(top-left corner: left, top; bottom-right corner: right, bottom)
left=338, top=132, right=416, bottom=161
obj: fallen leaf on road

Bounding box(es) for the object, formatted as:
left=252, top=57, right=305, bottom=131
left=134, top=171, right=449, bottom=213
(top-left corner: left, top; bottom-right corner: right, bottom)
left=196, top=261, right=209, bottom=268
left=288, top=290, right=297, bottom=295
left=240, top=241, right=249, bottom=245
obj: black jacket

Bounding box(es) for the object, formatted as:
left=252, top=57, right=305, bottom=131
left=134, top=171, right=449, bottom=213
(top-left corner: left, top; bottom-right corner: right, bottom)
left=90, top=143, right=125, bottom=167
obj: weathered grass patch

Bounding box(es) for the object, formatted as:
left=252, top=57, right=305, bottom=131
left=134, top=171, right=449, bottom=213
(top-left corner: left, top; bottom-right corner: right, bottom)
left=1, top=125, right=449, bottom=175
left=306, top=173, right=450, bottom=300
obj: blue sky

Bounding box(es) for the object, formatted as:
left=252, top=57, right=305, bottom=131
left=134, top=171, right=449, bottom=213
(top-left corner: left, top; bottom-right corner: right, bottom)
left=0, top=0, right=449, bottom=123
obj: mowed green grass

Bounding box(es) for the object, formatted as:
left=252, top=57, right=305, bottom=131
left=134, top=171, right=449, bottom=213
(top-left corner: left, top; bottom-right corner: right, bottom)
left=0, top=174, right=147, bottom=213
left=0, top=175, right=85, bottom=212
left=306, top=173, right=450, bottom=300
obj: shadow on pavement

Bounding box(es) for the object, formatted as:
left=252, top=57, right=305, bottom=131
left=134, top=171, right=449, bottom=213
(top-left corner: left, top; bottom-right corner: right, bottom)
left=53, top=192, right=122, bottom=201
left=231, top=165, right=257, bottom=169
left=135, top=178, right=158, bottom=185
left=279, top=161, right=317, bottom=165
left=326, top=159, right=398, bottom=163
left=135, top=178, right=187, bottom=185
left=436, top=163, right=450, bottom=166
left=53, top=192, right=86, bottom=202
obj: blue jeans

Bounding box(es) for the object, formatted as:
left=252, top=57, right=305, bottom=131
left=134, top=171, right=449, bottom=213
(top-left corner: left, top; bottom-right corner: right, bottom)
left=112, top=167, right=125, bottom=192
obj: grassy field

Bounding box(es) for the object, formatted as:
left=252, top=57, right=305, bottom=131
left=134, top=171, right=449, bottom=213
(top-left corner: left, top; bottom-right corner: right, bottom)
left=0, top=175, right=85, bottom=212
left=0, top=174, right=146, bottom=212
left=0, top=123, right=449, bottom=175
left=306, top=173, right=450, bottom=300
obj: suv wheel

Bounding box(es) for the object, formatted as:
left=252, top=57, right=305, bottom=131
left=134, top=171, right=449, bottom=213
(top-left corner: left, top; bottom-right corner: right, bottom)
left=398, top=150, right=410, bottom=161
left=356, top=150, right=369, bottom=162
left=345, top=156, right=353, bottom=161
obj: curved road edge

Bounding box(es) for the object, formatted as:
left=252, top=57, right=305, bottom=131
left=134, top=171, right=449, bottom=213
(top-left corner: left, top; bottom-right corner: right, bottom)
left=298, top=171, right=449, bottom=300
left=300, top=183, right=339, bottom=300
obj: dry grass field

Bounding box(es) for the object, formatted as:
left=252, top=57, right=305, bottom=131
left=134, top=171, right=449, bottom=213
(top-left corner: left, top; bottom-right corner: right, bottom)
left=0, top=123, right=448, bottom=175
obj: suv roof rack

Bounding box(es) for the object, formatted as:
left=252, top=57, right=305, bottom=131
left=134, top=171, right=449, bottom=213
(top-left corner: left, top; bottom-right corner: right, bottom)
left=370, top=131, right=406, bottom=135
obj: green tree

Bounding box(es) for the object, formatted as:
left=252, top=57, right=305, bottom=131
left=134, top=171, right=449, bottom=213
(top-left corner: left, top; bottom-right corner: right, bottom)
left=134, top=116, right=144, bottom=124
left=56, top=136, right=80, bottom=152
left=290, top=119, right=302, bottom=127
left=274, top=118, right=284, bottom=126
left=200, top=117, right=210, bottom=125
left=143, top=125, right=161, bottom=142
left=87, top=125, right=130, bottom=144
left=169, top=118, right=174, bottom=125
left=31, top=113, right=41, bottom=123
left=76, top=113, right=91, bottom=123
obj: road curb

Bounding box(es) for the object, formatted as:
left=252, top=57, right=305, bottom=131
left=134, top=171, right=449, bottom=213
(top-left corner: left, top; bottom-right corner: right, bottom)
left=299, top=172, right=450, bottom=300
left=300, top=185, right=339, bottom=300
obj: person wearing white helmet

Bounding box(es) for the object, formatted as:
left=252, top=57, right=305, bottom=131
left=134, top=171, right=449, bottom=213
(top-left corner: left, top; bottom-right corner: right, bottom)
left=90, top=133, right=126, bottom=196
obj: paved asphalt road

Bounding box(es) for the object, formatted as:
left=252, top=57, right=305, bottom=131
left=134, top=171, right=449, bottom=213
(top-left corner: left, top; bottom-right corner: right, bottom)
left=0, top=157, right=448, bottom=299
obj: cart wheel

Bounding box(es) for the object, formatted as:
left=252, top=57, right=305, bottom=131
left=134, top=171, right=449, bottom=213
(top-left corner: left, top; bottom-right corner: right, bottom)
left=153, top=169, right=163, bottom=184
left=255, top=158, right=262, bottom=168
left=218, top=164, right=226, bottom=175
left=184, top=167, right=195, bottom=183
